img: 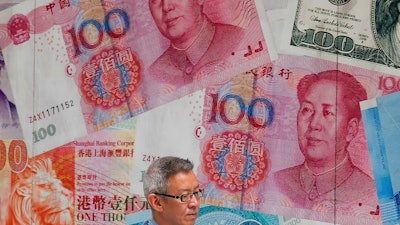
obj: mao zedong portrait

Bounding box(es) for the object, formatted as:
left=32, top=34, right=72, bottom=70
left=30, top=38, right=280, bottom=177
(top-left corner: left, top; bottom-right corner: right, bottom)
left=148, top=0, right=245, bottom=88
left=143, top=156, right=202, bottom=225
left=274, top=70, right=378, bottom=213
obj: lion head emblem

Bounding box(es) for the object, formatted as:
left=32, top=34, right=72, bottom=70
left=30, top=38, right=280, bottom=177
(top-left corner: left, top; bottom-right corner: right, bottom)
left=6, top=158, right=73, bottom=225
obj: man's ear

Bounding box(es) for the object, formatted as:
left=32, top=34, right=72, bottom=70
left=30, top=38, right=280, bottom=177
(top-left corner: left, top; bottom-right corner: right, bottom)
left=346, top=118, right=359, bottom=142
left=147, top=194, right=164, bottom=212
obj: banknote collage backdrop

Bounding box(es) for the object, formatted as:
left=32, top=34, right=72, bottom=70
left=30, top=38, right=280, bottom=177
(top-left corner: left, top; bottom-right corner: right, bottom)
left=0, top=0, right=399, bottom=224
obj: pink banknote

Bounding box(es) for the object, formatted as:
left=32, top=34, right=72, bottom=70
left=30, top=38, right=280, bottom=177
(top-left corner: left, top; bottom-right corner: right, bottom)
left=0, top=0, right=271, bottom=155
left=0, top=120, right=142, bottom=225
left=194, top=54, right=394, bottom=225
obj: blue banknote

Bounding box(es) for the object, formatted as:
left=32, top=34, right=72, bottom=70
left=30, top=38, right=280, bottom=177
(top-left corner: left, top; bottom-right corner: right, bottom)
left=126, top=204, right=280, bottom=225
left=125, top=204, right=337, bottom=225
left=361, top=91, right=400, bottom=225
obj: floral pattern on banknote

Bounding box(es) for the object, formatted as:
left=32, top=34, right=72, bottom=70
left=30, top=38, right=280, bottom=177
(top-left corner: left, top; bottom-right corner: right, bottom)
left=202, top=130, right=269, bottom=192
left=80, top=48, right=141, bottom=109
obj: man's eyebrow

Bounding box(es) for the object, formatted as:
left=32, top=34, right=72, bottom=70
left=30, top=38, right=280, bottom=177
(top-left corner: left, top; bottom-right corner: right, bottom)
left=300, top=101, right=335, bottom=109
left=300, top=100, right=312, bottom=105
left=322, top=103, right=335, bottom=108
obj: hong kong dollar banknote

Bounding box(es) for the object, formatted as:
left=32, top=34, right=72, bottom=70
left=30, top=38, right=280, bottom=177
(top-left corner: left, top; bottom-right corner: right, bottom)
left=0, top=0, right=272, bottom=156
left=361, top=92, right=400, bottom=225
left=281, top=0, right=400, bottom=75
left=0, top=120, right=138, bottom=225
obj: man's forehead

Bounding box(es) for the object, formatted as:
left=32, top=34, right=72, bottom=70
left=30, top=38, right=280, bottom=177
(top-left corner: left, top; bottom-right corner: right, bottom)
left=167, top=171, right=198, bottom=188
left=304, top=80, right=338, bottom=97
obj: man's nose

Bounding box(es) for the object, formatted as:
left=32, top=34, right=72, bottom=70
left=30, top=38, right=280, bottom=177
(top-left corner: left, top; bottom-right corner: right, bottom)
left=188, top=194, right=200, bottom=207
left=308, top=112, right=322, bottom=130
left=162, top=0, right=175, bottom=12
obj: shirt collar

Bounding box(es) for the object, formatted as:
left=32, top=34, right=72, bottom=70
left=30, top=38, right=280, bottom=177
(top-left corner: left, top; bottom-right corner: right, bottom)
left=171, top=18, right=215, bottom=66
left=299, top=154, right=354, bottom=200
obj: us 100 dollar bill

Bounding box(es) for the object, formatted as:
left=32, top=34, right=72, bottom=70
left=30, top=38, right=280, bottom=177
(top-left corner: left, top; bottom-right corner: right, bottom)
left=282, top=0, right=400, bottom=75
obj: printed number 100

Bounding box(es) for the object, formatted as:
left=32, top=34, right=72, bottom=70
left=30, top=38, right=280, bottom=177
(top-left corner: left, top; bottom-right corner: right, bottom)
left=302, top=29, right=354, bottom=53
left=0, top=140, right=28, bottom=173
left=32, top=124, right=56, bottom=143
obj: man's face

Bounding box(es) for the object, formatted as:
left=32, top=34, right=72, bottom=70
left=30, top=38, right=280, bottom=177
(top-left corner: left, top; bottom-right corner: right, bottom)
left=160, top=170, right=200, bottom=225
left=297, top=80, right=353, bottom=166
left=149, top=0, right=203, bottom=43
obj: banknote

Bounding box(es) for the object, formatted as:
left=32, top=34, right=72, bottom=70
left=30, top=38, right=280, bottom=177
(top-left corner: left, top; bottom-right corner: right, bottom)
left=361, top=92, right=400, bottom=225
left=190, top=54, right=393, bottom=225
left=0, top=0, right=272, bottom=156
left=125, top=205, right=337, bottom=225
left=281, top=0, right=400, bottom=75
left=126, top=205, right=280, bottom=225
left=0, top=117, right=140, bottom=225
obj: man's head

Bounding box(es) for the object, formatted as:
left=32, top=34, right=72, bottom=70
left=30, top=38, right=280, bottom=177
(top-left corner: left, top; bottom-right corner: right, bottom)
left=148, top=0, right=205, bottom=47
left=296, top=70, right=367, bottom=167
left=143, top=156, right=201, bottom=225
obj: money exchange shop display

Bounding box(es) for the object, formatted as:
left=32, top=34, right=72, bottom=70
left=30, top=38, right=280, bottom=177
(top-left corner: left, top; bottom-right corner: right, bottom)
left=3, top=0, right=400, bottom=225
left=0, top=0, right=272, bottom=156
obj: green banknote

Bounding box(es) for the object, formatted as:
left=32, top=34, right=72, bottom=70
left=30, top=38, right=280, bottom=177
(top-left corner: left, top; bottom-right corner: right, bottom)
left=282, top=0, right=400, bottom=74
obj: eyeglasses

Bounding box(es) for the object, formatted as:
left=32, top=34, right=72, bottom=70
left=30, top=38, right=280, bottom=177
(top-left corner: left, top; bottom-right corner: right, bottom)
left=154, top=189, right=203, bottom=203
